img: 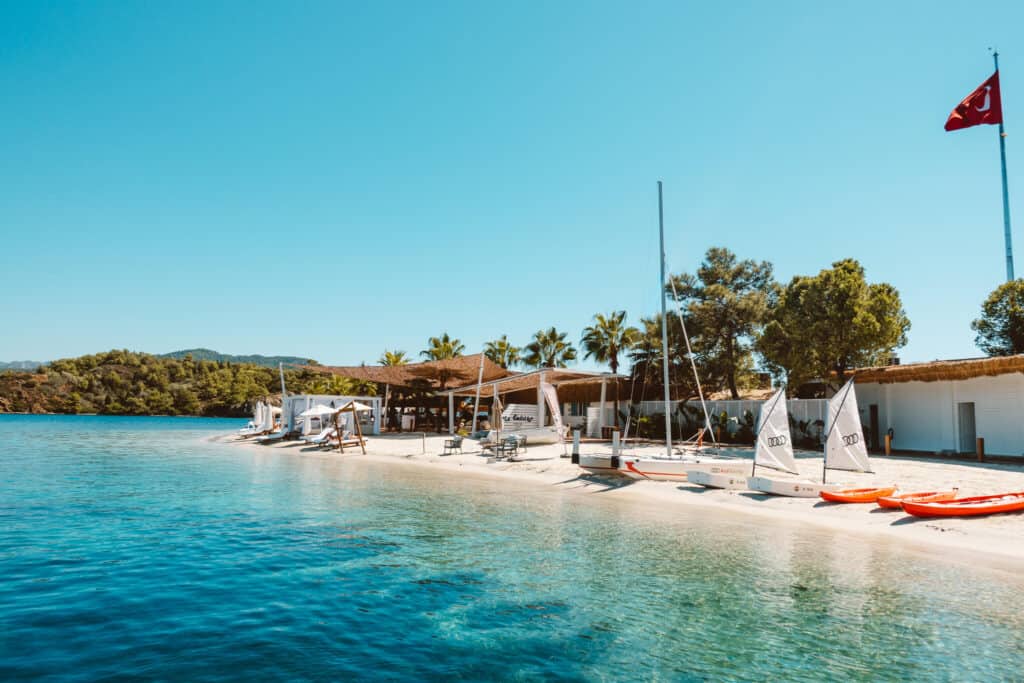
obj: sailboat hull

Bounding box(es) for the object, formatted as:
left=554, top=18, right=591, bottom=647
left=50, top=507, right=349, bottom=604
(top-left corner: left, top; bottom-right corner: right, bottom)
left=687, top=470, right=749, bottom=490
left=620, top=457, right=748, bottom=482
left=747, top=476, right=839, bottom=498
left=577, top=454, right=623, bottom=475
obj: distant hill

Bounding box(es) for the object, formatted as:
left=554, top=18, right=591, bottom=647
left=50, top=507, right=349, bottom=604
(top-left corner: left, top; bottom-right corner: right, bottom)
left=0, top=360, right=45, bottom=372
left=0, top=349, right=369, bottom=416
left=160, top=348, right=316, bottom=368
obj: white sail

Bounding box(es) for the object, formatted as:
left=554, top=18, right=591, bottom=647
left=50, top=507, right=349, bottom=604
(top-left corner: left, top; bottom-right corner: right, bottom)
left=254, top=402, right=263, bottom=426
left=825, top=379, right=872, bottom=473
left=754, top=388, right=798, bottom=474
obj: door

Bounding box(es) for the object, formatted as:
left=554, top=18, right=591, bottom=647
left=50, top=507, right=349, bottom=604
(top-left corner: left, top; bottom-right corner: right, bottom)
left=869, top=404, right=880, bottom=451
left=957, top=402, right=977, bottom=454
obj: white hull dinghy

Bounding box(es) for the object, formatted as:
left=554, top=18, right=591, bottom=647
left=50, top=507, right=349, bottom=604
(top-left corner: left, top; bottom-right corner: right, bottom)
left=577, top=453, right=624, bottom=475
left=620, top=455, right=748, bottom=482
left=687, top=470, right=750, bottom=489
left=746, top=476, right=839, bottom=497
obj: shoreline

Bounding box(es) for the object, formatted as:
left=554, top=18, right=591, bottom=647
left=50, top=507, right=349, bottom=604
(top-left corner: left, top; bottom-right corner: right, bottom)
left=217, top=432, right=1024, bottom=572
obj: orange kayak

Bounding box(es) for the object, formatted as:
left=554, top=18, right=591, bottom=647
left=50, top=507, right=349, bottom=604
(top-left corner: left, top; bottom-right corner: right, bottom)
left=819, top=486, right=897, bottom=504
left=902, top=492, right=1024, bottom=518
left=876, top=490, right=959, bottom=509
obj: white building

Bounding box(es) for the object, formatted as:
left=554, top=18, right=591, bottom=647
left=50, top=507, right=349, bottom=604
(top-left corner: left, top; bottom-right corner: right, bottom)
left=282, top=394, right=383, bottom=436
left=855, top=355, right=1024, bottom=457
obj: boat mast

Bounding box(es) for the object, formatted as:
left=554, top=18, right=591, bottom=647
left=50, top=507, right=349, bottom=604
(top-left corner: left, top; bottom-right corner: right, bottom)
left=658, top=181, right=672, bottom=458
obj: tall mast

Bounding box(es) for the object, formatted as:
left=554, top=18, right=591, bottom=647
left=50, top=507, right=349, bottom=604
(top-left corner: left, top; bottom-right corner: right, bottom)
left=994, top=50, right=1015, bottom=281
left=658, top=181, right=672, bottom=457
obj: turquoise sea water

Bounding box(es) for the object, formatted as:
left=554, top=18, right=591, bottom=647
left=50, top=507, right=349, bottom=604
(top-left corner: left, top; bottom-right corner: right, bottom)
left=2, top=415, right=1023, bottom=681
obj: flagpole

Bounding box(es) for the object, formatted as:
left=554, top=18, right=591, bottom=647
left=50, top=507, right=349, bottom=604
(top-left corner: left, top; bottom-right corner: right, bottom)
left=994, top=50, right=1015, bottom=281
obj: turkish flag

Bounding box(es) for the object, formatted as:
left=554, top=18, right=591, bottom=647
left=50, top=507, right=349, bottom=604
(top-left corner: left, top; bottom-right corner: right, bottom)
left=945, top=71, right=1003, bottom=131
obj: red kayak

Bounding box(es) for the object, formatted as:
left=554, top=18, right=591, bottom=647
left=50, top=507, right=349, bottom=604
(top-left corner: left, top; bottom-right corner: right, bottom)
left=820, top=486, right=897, bottom=504
left=876, top=490, right=959, bottom=510
left=902, top=492, right=1024, bottom=518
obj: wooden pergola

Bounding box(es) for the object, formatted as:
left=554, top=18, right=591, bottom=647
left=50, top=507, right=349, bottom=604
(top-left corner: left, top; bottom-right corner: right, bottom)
left=441, top=368, right=630, bottom=436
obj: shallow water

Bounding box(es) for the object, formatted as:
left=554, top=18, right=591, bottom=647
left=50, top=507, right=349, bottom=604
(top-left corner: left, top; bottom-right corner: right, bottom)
left=2, top=415, right=1022, bottom=681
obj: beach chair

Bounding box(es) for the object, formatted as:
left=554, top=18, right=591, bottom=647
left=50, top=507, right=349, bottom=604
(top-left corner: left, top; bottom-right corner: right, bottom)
left=443, top=436, right=463, bottom=456
left=496, top=436, right=519, bottom=459
left=257, top=427, right=287, bottom=443
left=303, top=427, right=336, bottom=445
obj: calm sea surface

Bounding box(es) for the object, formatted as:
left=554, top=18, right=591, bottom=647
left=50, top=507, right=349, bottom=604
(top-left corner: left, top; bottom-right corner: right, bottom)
left=2, top=415, right=1023, bottom=681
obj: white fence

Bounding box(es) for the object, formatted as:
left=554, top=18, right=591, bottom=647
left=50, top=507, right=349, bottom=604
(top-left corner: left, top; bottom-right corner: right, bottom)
left=628, top=399, right=829, bottom=442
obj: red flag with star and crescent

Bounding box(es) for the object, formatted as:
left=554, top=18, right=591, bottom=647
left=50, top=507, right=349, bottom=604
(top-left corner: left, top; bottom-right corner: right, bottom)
left=945, top=71, right=1003, bottom=131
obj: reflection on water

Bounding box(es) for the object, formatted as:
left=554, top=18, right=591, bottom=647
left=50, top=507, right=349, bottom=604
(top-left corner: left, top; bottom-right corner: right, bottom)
left=1, top=415, right=1022, bottom=681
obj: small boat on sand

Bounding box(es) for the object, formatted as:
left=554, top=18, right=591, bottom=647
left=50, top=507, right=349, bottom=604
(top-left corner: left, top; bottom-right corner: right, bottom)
left=876, top=490, right=958, bottom=509
left=902, top=492, right=1024, bottom=518
left=820, top=486, right=897, bottom=504
left=750, top=379, right=873, bottom=498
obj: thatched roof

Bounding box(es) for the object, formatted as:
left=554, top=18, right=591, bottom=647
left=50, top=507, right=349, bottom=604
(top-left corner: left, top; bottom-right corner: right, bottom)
left=854, top=355, right=1024, bottom=384
left=445, top=368, right=629, bottom=400
left=316, top=353, right=513, bottom=390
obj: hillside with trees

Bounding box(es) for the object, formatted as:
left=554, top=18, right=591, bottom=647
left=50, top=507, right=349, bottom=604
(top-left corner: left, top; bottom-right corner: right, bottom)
left=0, top=350, right=371, bottom=416
left=158, top=348, right=314, bottom=368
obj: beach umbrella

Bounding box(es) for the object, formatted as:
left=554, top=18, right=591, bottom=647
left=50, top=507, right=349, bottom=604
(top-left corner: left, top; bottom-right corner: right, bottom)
left=299, top=404, right=337, bottom=418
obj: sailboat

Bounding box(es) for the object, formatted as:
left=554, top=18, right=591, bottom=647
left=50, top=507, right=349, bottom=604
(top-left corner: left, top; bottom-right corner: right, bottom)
left=747, top=378, right=870, bottom=497
left=617, top=181, right=747, bottom=482
left=688, top=387, right=792, bottom=490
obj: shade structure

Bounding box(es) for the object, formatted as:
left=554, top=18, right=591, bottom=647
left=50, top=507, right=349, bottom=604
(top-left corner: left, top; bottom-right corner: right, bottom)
left=314, top=353, right=512, bottom=391
left=299, top=404, right=338, bottom=418
left=335, top=401, right=373, bottom=413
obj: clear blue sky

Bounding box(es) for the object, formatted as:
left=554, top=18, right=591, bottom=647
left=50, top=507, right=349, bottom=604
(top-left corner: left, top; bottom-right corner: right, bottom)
left=2, top=0, right=1022, bottom=370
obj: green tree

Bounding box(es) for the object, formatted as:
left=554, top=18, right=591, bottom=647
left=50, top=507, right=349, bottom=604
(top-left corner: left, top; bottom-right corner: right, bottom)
left=483, top=335, right=521, bottom=369
left=581, top=311, right=639, bottom=426
left=420, top=333, right=465, bottom=361
left=971, top=280, right=1024, bottom=356
left=523, top=327, right=577, bottom=368
left=758, top=259, right=910, bottom=388
left=668, top=247, right=776, bottom=399
left=379, top=349, right=410, bottom=366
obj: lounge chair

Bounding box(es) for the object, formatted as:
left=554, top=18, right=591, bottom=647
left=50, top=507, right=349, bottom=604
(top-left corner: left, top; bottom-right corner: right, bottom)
left=303, top=427, right=336, bottom=445
left=257, top=427, right=287, bottom=443
left=442, top=436, right=463, bottom=455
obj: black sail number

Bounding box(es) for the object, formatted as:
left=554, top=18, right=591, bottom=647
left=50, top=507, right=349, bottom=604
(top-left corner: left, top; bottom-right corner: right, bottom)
left=766, top=435, right=787, bottom=448
left=842, top=433, right=859, bottom=446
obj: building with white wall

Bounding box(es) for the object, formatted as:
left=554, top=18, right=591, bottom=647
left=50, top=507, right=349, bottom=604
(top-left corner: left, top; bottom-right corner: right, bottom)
left=854, top=355, right=1024, bottom=457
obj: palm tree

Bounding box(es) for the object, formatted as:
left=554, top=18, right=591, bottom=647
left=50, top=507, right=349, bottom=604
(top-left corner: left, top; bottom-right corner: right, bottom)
left=581, top=311, right=639, bottom=427
left=523, top=327, right=577, bottom=368
left=581, top=311, right=639, bottom=375
left=483, top=335, right=521, bottom=369
left=420, top=333, right=465, bottom=431
left=420, top=333, right=465, bottom=361
left=378, top=350, right=409, bottom=366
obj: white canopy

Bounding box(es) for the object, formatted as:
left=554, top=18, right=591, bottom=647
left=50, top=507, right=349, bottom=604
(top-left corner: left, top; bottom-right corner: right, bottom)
left=753, top=388, right=798, bottom=475
left=825, top=379, right=872, bottom=474
left=299, top=404, right=337, bottom=418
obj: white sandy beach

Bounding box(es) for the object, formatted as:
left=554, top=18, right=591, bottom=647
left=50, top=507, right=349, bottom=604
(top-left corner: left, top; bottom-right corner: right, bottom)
left=218, top=432, right=1024, bottom=569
